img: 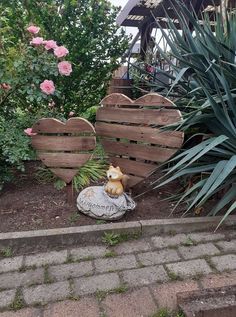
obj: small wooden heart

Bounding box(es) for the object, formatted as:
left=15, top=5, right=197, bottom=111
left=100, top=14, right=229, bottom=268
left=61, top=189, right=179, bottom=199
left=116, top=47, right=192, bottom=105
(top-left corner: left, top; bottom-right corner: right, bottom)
left=31, top=118, right=96, bottom=183
left=96, top=93, right=184, bottom=188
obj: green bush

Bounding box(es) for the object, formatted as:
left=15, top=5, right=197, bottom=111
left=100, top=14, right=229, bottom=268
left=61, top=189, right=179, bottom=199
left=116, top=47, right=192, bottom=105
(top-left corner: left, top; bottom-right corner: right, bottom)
left=146, top=3, right=236, bottom=227
left=0, top=0, right=129, bottom=115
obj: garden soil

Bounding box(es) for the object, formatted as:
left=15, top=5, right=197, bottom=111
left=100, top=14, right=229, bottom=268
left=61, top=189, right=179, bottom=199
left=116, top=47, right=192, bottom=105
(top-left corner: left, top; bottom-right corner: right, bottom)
left=0, top=162, right=215, bottom=233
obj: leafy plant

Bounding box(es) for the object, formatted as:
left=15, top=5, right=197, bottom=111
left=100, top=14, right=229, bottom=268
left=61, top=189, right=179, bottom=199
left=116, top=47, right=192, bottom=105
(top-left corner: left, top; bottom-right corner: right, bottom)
left=0, top=246, right=13, bottom=258
left=0, top=0, right=129, bottom=115
left=146, top=1, right=236, bottom=228
left=35, top=159, right=107, bottom=191
left=68, top=212, right=80, bottom=224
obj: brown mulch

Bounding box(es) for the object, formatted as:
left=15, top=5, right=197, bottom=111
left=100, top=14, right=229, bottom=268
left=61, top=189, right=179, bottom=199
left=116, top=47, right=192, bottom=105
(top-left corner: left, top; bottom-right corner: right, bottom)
left=0, top=161, right=214, bottom=233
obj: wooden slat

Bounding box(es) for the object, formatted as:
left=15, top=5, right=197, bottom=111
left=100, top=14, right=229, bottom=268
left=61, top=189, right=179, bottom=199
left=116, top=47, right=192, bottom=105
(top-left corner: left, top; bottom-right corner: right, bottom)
left=31, top=135, right=96, bottom=151
left=50, top=168, right=78, bottom=183
left=101, top=93, right=133, bottom=106
left=127, top=175, right=144, bottom=188
left=32, top=118, right=95, bottom=134
left=109, top=157, right=156, bottom=177
left=97, top=108, right=182, bottom=126
left=38, top=153, right=92, bottom=168
left=134, top=93, right=174, bottom=107
left=96, top=122, right=184, bottom=148
left=102, top=140, right=177, bottom=162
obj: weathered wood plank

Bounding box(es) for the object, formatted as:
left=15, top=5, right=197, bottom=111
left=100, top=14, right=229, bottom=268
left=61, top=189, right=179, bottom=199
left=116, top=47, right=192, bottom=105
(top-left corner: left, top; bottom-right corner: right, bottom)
left=101, top=93, right=174, bottom=107
left=101, top=93, right=133, bottom=106
left=127, top=175, right=144, bottom=188
left=134, top=93, right=174, bottom=107
left=97, top=108, right=182, bottom=126
left=101, top=140, right=177, bottom=162
left=109, top=157, right=156, bottom=177
left=50, top=168, right=78, bottom=183
left=38, top=153, right=92, bottom=168
left=31, top=135, right=96, bottom=151
left=32, top=118, right=95, bottom=133
left=96, top=122, right=184, bottom=148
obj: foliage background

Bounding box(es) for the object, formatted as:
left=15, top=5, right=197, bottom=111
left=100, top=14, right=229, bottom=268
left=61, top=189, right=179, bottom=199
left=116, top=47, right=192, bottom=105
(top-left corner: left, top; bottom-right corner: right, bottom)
left=0, top=0, right=128, bottom=189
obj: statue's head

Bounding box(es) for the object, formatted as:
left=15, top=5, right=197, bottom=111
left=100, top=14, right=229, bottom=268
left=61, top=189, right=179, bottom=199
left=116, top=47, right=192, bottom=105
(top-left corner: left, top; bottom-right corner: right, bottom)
left=106, top=164, right=123, bottom=181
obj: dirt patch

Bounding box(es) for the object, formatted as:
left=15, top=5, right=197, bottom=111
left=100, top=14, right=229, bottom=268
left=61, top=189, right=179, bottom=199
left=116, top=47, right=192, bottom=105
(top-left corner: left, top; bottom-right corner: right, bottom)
left=0, top=161, right=213, bottom=233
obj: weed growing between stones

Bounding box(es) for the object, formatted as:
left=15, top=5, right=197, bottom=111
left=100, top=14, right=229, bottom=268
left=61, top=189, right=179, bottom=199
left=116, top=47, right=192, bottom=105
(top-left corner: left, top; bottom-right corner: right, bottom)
left=104, top=251, right=117, bottom=258
left=44, top=265, right=54, bottom=284
left=68, top=212, right=80, bottom=224
left=150, top=308, right=185, bottom=317
left=102, top=232, right=141, bottom=246
left=9, top=289, right=25, bottom=311
left=96, top=220, right=107, bottom=225
left=0, top=247, right=13, bottom=258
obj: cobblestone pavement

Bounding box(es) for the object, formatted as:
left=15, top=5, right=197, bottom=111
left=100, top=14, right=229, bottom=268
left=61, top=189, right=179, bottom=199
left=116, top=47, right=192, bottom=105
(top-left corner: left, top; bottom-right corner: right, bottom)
left=0, top=230, right=236, bottom=316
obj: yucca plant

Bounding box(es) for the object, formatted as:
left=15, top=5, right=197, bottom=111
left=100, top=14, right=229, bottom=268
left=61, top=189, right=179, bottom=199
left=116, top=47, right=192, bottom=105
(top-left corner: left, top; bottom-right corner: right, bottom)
left=147, top=1, right=236, bottom=228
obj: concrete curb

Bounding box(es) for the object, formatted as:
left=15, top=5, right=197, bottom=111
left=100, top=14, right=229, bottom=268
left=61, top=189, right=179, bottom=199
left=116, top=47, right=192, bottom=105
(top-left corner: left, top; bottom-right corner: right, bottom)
left=0, top=216, right=236, bottom=253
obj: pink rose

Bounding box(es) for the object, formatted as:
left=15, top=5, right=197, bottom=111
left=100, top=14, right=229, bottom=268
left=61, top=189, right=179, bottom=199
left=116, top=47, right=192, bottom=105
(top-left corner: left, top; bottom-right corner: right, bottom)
left=27, top=25, right=40, bottom=34
left=69, top=111, right=75, bottom=117
left=30, top=37, right=44, bottom=46
left=44, top=40, right=57, bottom=50
left=24, top=128, right=37, bottom=136
left=54, top=46, right=69, bottom=58
left=40, top=80, right=55, bottom=95
left=0, top=83, right=11, bottom=90
left=58, top=61, right=72, bottom=76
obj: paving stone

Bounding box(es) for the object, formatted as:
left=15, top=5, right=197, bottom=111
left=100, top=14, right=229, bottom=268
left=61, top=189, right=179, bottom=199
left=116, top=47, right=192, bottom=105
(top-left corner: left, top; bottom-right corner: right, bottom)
left=178, top=243, right=220, bottom=260
left=70, top=245, right=107, bottom=260
left=151, top=280, right=199, bottom=310
left=74, top=273, right=120, bottom=296
left=23, top=281, right=70, bottom=305
left=201, top=271, right=236, bottom=289
left=188, top=232, right=225, bottom=243
left=94, top=255, right=137, bottom=273
left=0, top=268, right=44, bottom=290
left=211, top=254, right=236, bottom=272
left=151, top=234, right=187, bottom=249
left=0, top=308, right=41, bottom=317
left=0, top=289, right=15, bottom=309
left=216, top=240, right=236, bottom=253
left=102, top=287, right=157, bottom=317
left=0, top=256, right=23, bottom=273
left=122, top=265, right=168, bottom=287
left=44, top=298, right=100, bottom=317
left=48, top=261, right=93, bottom=281
left=166, top=259, right=212, bottom=278
left=25, top=250, right=67, bottom=268
left=137, top=249, right=180, bottom=266
left=114, top=239, right=151, bottom=255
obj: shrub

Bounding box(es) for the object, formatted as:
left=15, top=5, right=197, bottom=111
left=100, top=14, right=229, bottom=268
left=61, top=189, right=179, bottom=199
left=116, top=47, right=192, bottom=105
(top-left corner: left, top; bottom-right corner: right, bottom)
left=146, top=2, right=236, bottom=227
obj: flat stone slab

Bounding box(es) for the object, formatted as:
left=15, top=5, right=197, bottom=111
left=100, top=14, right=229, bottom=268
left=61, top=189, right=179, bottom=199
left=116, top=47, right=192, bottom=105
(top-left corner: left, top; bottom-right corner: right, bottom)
left=0, top=256, right=23, bottom=273
left=0, top=268, right=44, bottom=290
left=137, top=249, right=180, bottom=266
left=44, top=298, right=100, bottom=317
left=74, top=273, right=120, bottom=296
left=211, top=254, right=236, bottom=272
left=216, top=240, right=236, bottom=253
left=178, top=243, right=220, bottom=260
left=94, top=255, right=137, bottom=273
left=151, top=234, right=187, bottom=249
left=23, top=281, right=70, bottom=305
left=0, top=289, right=15, bottom=309
left=25, top=250, right=67, bottom=267
left=69, top=245, right=108, bottom=260
left=122, top=265, right=168, bottom=286
left=166, top=259, right=212, bottom=278
left=48, top=262, right=93, bottom=281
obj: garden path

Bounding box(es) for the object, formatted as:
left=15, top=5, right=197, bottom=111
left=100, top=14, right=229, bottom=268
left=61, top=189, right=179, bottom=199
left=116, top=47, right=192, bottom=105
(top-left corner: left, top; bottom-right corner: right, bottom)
left=0, top=229, right=235, bottom=316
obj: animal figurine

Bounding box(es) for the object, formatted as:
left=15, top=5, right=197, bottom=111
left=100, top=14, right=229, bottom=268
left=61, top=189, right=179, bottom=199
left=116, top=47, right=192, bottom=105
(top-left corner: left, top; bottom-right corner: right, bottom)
left=105, top=165, right=129, bottom=196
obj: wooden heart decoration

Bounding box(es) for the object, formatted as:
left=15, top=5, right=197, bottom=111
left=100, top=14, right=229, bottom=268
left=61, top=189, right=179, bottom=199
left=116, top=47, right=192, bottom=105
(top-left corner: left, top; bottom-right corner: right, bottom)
left=31, top=118, right=96, bottom=183
left=96, top=93, right=184, bottom=188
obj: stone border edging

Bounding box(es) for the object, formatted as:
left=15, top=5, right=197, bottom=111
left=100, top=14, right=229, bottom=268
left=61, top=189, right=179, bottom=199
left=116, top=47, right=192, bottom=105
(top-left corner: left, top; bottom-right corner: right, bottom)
left=0, top=216, right=236, bottom=253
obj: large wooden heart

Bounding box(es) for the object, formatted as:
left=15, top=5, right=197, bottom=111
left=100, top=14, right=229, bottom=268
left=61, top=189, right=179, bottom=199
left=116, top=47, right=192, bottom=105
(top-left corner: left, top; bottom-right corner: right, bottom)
left=96, top=93, right=184, bottom=188
left=31, top=118, right=96, bottom=183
